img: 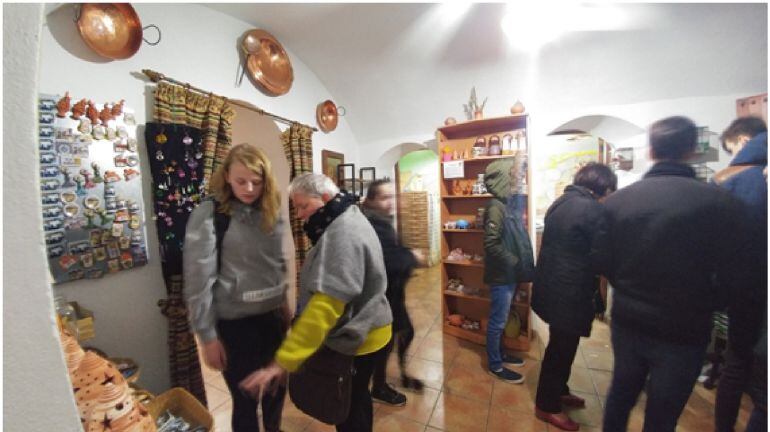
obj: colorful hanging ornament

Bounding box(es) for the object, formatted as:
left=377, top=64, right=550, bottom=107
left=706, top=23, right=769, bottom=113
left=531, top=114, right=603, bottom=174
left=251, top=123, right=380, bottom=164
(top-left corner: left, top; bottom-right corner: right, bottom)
left=155, top=132, right=167, bottom=144
left=182, top=134, right=193, bottom=145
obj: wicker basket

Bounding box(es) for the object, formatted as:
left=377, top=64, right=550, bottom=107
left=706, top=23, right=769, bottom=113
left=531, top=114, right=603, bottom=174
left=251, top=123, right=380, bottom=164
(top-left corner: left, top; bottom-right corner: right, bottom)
left=147, top=387, right=213, bottom=430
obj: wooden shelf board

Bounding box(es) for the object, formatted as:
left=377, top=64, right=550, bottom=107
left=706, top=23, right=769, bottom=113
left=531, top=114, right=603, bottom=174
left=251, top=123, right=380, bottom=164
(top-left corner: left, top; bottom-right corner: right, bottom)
left=443, top=322, right=531, bottom=351
left=444, top=290, right=490, bottom=302
left=443, top=229, right=484, bottom=233
left=438, top=115, right=528, bottom=140
left=442, top=259, right=484, bottom=268
left=442, top=194, right=493, bottom=199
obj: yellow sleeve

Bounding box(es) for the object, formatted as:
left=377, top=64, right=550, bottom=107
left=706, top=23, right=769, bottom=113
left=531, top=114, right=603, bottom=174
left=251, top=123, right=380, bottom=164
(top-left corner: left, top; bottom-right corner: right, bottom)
left=275, top=292, right=345, bottom=372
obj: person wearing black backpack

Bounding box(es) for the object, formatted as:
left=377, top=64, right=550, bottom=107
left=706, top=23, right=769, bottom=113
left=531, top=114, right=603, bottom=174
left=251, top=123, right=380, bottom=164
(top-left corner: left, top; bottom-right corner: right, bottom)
left=532, top=163, right=617, bottom=431
left=184, top=144, right=291, bottom=432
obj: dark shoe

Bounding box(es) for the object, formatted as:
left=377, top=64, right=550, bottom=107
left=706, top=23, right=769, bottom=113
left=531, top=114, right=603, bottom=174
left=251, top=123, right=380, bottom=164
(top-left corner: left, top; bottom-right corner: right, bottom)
left=401, top=375, right=425, bottom=392
left=371, top=385, right=407, bottom=406
left=560, top=393, right=586, bottom=408
left=535, top=408, right=580, bottom=431
left=501, top=353, right=526, bottom=367
left=488, top=367, right=525, bottom=384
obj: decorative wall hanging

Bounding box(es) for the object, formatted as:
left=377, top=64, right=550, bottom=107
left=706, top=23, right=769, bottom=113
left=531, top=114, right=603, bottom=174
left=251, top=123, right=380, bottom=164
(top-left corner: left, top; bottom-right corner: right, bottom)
left=38, top=93, right=148, bottom=284
left=239, top=29, right=294, bottom=96
left=316, top=100, right=341, bottom=133
left=75, top=3, right=161, bottom=60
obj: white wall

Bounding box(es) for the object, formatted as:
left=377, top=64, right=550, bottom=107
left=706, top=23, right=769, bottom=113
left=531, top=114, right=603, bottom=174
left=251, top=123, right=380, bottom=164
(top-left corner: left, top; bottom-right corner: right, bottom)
left=18, top=3, right=361, bottom=397
left=3, top=4, right=83, bottom=431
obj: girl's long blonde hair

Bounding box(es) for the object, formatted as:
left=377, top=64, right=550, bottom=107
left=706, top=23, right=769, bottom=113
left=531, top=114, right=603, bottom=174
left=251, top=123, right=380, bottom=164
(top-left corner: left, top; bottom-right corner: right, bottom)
left=209, top=143, right=280, bottom=233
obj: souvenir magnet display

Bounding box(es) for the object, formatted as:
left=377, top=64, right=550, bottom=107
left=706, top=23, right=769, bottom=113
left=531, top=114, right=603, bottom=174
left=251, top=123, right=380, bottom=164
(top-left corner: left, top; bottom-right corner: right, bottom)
left=37, top=93, right=148, bottom=284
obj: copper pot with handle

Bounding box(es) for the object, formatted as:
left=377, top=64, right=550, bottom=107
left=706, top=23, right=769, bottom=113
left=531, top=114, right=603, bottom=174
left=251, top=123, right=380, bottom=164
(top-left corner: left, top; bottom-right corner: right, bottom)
left=76, top=3, right=160, bottom=60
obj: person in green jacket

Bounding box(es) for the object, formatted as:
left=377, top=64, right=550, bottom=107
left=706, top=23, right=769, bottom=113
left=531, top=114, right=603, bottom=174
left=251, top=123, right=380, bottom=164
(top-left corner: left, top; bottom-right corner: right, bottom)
left=483, top=157, right=530, bottom=384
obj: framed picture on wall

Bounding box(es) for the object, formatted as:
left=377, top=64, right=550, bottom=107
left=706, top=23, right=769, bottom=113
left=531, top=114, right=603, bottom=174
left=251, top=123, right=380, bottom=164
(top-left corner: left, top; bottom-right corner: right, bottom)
left=322, top=150, right=344, bottom=183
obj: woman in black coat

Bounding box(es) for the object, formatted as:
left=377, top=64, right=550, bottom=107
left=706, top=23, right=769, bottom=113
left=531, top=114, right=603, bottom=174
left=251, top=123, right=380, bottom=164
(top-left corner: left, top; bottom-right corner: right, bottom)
left=363, top=180, right=426, bottom=407
left=532, top=163, right=617, bottom=431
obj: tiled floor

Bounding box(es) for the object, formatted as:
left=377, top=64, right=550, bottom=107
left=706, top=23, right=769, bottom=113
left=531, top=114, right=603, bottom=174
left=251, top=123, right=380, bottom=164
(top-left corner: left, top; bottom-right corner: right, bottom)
left=202, top=266, right=754, bottom=431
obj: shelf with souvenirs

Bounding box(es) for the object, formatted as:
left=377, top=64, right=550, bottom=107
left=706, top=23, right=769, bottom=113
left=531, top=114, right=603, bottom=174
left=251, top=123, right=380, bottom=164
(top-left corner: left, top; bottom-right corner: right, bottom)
left=437, top=114, right=533, bottom=352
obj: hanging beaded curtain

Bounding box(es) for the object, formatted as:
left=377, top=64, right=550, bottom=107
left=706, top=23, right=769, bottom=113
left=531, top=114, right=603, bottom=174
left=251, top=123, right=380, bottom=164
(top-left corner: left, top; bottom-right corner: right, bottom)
left=150, top=81, right=235, bottom=405
left=281, top=123, right=314, bottom=291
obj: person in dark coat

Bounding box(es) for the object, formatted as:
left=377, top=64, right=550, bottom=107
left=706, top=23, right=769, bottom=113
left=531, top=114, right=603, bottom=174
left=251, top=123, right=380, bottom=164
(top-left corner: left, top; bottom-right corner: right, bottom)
left=363, top=180, right=425, bottom=406
left=592, top=116, right=754, bottom=432
left=713, top=117, right=767, bottom=432
left=533, top=163, right=617, bottom=431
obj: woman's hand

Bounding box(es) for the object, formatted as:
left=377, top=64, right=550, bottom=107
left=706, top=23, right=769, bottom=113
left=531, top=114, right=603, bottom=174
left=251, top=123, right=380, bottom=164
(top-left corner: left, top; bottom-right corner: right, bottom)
left=202, top=339, right=227, bottom=371
left=239, top=361, right=287, bottom=399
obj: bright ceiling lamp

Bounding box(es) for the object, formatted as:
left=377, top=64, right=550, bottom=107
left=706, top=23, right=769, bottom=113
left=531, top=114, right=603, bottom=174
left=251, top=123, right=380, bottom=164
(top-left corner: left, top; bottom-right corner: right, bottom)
left=501, top=2, right=626, bottom=52
left=437, top=2, right=472, bottom=22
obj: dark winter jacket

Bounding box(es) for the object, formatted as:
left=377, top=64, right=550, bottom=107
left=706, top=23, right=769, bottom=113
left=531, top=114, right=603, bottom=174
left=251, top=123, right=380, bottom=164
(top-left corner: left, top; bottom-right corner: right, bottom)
left=364, top=208, right=417, bottom=331
left=713, top=132, right=767, bottom=352
left=532, top=185, right=605, bottom=337
left=591, top=161, right=753, bottom=346
left=483, top=159, right=531, bottom=286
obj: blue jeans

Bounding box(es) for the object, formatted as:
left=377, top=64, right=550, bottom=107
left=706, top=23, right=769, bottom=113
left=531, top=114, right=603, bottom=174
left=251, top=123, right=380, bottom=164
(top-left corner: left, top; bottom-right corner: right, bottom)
left=603, top=323, right=707, bottom=432
left=486, top=284, right=515, bottom=371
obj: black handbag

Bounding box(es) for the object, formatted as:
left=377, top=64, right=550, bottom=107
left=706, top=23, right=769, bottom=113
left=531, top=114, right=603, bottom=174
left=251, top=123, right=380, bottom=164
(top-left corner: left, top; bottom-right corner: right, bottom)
left=288, top=345, right=355, bottom=425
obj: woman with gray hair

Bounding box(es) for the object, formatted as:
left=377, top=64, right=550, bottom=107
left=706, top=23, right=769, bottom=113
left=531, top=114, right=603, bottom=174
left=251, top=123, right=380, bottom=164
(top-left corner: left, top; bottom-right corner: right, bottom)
left=240, top=173, right=393, bottom=432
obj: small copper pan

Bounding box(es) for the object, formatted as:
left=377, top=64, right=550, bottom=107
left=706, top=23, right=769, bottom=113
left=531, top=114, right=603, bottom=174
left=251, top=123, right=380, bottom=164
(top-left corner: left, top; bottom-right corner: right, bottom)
left=76, top=3, right=160, bottom=60
left=316, top=100, right=339, bottom=133
left=241, top=29, right=294, bottom=96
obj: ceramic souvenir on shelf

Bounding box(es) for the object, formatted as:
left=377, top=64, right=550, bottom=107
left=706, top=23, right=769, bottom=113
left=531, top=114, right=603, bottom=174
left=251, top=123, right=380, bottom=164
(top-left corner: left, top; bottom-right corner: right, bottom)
left=56, top=92, right=71, bottom=118
left=86, top=101, right=99, bottom=125
left=502, top=133, right=513, bottom=155
left=488, top=135, right=501, bottom=156
left=511, top=100, right=525, bottom=114
left=99, top=104, right=113, bottom=125
left=472, top=136, right=487, bottom=158
left=111, top=100, right=124, bottom=117
left=444, top=117, right=457, bottom=126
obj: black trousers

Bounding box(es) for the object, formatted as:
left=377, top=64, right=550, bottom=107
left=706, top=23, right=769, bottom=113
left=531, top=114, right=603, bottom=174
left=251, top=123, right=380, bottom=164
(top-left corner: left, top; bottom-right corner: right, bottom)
left=372, top=313, right=414, bottom=389
left=217, top=311, right=286, bottom=432
left=536, top=326, right=581, bottom=413
left=337, top=348, right=382, bottom=432
left=715, top=346, right=755, bottom=432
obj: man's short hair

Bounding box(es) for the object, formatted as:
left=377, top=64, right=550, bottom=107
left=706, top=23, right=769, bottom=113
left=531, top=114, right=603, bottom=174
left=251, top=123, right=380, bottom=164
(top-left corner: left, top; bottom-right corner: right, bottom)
left=720, top=116, right=767, bottom=153
left=573, top=162, right=618, bottom=197
left=649, top=116, right=697, bottom=161
left=365, top=179, right=392, bottom=201
left=288, top=172, right=339, bottom=198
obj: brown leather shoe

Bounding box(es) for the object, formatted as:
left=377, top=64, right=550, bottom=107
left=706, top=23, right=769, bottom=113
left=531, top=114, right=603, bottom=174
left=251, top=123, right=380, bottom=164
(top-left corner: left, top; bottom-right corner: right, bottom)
left=535, top=408, right=580, bottom=431
left=560, top=393, right=586, bottom=408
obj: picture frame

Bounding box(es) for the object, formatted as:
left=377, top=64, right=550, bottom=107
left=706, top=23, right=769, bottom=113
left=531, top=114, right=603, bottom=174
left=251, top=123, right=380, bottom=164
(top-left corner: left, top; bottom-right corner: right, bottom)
left=322, top=150, right=344, bottom=183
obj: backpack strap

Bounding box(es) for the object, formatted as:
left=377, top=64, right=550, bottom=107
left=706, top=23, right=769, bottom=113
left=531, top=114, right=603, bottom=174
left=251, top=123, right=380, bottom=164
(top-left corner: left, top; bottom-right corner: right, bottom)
left=211, top=199, right=231, bottom=272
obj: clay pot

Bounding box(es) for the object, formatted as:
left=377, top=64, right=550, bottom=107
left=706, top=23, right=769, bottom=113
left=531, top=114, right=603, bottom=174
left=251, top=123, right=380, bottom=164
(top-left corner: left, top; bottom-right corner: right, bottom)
left=444, top=117, right=457, bottom=126
left=510, top=100, right=525, bottom=114
left=448, top=314, right=464, bottom=326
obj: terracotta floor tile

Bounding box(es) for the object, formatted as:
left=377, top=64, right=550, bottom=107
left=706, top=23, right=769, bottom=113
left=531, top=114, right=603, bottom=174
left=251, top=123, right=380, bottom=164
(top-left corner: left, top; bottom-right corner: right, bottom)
left=563, top=391, right=603, bottom=427
left=444, top=363, right=494, bottom=402
left=487, top=406, right=547, bottom=432
left=404, top=357, right=446, bottom=391
left=210, top=399, right=232, bottom=432
left=589, top=369, right=613, bottom=397
left=583, top=349, right=614, bottom=372
left=414, top=337, right=459, bottom=365
left=205, top=384, right=232, bottom=412
left=378, top=386, right=440, bottom=424
left=428, top=392, right=490, bottom=432
left=490, top=379, right=537, bottom=413
left=567, top=366, right=596, bottom=395
left=373, top=410, right=427, bottom=432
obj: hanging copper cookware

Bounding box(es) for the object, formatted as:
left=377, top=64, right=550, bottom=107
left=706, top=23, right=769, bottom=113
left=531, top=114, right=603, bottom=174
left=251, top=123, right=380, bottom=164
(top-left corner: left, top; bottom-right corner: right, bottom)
left=316, top=100, right=339, bottom=133
left=76, top=3, right=160, bottom=60
left=240, top=29, right=294, bottom=96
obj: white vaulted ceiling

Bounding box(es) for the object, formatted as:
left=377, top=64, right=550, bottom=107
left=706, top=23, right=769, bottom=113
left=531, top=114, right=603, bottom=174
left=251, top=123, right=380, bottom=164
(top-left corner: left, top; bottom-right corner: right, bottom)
left=207, top=3, right=768, bottom=148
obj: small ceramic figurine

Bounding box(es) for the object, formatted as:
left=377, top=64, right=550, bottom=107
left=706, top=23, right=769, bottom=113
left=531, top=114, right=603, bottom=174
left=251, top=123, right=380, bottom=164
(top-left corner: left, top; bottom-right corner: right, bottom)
left=71, top=99, right=87, bottom=120
left=99, top=104, right=113, bottom=125
left=510, top=100, right=525, bottom=114
left=56, top=92, right=71, bottom=118
left=91, top=162, right=103, bottom=183
left=86, top=100, right=99, bottom=125
left=111, top=99, right=124, bottom=117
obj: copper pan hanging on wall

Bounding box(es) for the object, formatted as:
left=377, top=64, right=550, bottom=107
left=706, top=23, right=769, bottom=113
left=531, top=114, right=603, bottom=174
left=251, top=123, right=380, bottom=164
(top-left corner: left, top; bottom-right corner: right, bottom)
left=240, top=29, right=294, bottom=96
left=75, top=3, right=160, bottom=60
left=316, top=100, right=344, bottom=133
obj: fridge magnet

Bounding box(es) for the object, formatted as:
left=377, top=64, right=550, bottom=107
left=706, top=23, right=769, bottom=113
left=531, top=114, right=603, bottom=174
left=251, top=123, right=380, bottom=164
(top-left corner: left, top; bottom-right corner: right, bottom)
left=90, top=229, right=102, bottom=247
left=80, top=253, right=94, bottom=268
left=107, top=259, right=120, bottom=273
left=93, top=247, right=107, bottom=261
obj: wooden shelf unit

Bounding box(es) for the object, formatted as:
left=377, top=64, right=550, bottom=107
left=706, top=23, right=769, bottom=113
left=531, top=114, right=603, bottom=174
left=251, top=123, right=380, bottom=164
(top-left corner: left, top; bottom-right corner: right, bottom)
left=438, top=115, right=533, bottom=352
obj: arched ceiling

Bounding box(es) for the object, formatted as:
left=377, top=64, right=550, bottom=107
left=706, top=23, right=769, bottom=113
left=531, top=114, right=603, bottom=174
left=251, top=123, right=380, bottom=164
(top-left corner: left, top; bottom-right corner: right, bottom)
left=207, top=3, right=767, bottom=148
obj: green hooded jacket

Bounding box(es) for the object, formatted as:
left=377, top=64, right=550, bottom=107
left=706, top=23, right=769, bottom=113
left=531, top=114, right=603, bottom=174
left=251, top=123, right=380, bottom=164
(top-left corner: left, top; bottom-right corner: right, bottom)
left=483, top=159, right=519, bottom=285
